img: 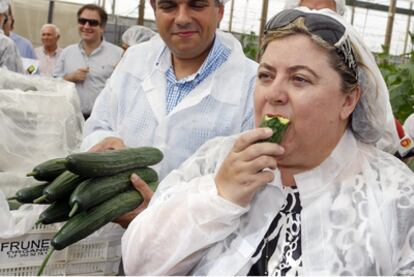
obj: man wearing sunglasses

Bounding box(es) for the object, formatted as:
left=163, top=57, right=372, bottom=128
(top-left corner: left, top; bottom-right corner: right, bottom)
left=0, top=0, right=23, bottom=73
left=53, top=4, right=123, bottom=119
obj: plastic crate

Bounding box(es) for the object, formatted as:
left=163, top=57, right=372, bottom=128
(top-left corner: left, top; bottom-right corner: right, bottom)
left=0, top=223, right=123, bottom=276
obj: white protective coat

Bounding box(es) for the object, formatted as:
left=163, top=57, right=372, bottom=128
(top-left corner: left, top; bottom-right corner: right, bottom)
left=82, top=31, right=258, bottom=180
left=122, top=130, right=414, bottom=275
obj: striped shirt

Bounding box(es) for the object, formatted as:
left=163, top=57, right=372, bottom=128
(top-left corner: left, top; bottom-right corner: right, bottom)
left=164, top=37, right=231, bottom=113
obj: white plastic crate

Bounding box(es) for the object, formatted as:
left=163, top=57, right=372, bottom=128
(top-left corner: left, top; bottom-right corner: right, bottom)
left=0, top=223, right=123, bottom=276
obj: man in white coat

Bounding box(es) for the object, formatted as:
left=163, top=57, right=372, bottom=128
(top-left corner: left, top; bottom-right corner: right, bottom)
left=81, top=0, right=258, bottom=227
left=0, top=0, right=22, bottom=73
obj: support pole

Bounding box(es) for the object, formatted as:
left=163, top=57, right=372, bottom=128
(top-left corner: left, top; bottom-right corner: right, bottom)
left=258, top=0, right=269, bottom=48
left=384, top=0, right=397, bottom=54
left=228, top=0, right=235, bottom=32
left=138, top=0, right=145, bottom=25
left=47, top=0, right=54, bottom=23
left=403, top=2, right=413, bottom=56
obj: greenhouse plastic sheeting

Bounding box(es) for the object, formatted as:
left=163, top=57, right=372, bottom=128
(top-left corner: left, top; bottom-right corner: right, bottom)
left=0, top=68, right=84, bottom=175
left=0, top=69, right=84, bottom=237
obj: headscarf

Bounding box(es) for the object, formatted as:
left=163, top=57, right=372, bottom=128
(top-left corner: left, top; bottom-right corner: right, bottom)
left=284, top=0, right=347, bottom=16
left=0, top=0, right=9, bottom=13
left=122, top=26, right=156, bottom=47
left=264, top=8, right=399, bottom=153
left=149, top=0, right=230, bottom=8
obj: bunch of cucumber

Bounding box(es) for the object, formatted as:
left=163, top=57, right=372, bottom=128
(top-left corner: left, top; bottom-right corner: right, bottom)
left=8, top=147, right=163, bottom=275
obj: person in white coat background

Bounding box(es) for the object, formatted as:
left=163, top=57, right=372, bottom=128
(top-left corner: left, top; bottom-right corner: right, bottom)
left=81, top=0, right=258, bottom=228
left=285, top=0, right=346, bottom=16
left=121, top=9, right=414, bottom=275
left=0, top=0, right=22, bottom=73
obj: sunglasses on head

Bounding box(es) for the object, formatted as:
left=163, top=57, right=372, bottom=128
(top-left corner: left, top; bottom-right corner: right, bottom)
left=78, top=17, right=100, bottom=27
left=265, top=9, right=358, bottom=80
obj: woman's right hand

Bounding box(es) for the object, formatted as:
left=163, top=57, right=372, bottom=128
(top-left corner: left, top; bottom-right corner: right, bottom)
left=215, top=128, right=284, bottom=207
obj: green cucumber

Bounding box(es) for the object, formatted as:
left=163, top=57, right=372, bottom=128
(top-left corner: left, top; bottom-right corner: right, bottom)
left=259, top=114, right=290, bottom=144
left=34, top=171, right=85, bottom=203
left=8, top=183, right=49, bottom=203
left=68, top=167, right=158, bottom=216
left=26, top=158, right=67, bottom=182
left=64, top=147, right=163, bottom=178
left=37, top=201, right=71, bottom=225
left=52, top=186, right=157, bottom=251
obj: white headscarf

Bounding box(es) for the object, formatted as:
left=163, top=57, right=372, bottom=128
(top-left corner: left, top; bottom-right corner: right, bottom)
left=284, top=0, right=346, bottom=16
left=0, top=0, right=9, bottom=13
left=122, top=26, right=156, bottom=47
left=291, top=8, right=399, bottom=153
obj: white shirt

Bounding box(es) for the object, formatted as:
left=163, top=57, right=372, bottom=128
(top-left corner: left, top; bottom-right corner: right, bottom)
left=0, top=29, right=23, bottom=73
left=35, top=46, right=62, bottom=76
left=122, top=129, right=414, bottom=275
left=53, top=40, right=123, bottom=115
left=81, top=31, right=258, bottom=180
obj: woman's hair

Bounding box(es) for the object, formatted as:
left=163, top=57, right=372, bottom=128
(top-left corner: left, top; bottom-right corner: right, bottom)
left=259, top=17, right=358, bottom=94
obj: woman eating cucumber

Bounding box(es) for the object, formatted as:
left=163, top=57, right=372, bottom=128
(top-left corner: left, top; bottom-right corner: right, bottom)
left=122, top=8, right=414, bottom=275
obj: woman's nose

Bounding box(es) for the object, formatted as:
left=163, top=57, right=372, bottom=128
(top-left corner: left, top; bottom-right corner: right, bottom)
left=265, top=79, right=289, bottom=105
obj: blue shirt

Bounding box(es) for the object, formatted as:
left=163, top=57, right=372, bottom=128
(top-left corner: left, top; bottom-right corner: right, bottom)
left=10, top=32, right=36, bottom=59
left=164, top=37, right=230, bottom=113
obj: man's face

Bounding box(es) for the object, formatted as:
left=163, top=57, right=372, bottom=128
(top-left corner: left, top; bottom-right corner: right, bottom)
left=78, top=9, right=104, bottom=44
left=154, top=0, right=224, bottom=59
left=41, top=26, right=59, bottom=49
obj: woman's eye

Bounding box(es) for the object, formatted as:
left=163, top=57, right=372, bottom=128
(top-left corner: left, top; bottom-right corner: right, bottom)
left=292, top=75, right=310, bottom=84
left=258, top=72, right=271, bottom=81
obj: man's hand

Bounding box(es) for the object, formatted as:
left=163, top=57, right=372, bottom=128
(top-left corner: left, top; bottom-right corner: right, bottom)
left=113, top=174, right=154, bottom=228
left=64, top=67, right=89, bottom=83
left=215, top=128, right=284, bottom=207
left=89, top=137, right=126, bottom=152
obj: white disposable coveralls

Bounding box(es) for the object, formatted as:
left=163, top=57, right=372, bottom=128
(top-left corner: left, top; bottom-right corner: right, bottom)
left=82, top=31, right=258, bottom=180
left=0, top=30, right=23, bottom=73
left=122, top=130, right=414, bottom=275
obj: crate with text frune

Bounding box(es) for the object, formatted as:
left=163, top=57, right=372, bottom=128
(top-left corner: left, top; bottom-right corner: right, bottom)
left=0, top=223, right=123, bottom=276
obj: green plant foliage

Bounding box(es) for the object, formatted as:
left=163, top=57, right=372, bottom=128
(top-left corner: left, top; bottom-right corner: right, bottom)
left=378, top=33, right=414, bottom=123
left=240, top=32, right=258, bottom=61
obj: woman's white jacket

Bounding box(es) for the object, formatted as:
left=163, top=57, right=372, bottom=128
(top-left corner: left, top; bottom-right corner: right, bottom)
left=122, top=130, right=414, bottom=275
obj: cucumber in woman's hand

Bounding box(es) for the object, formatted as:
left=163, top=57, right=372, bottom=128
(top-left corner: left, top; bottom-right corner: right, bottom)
left=259, top=114, right=290, bottom=144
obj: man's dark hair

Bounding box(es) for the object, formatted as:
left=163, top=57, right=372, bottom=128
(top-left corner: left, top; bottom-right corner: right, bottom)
left=77, top=4, right=108, bottom=27
left=150, top=0, right=222, bottom=9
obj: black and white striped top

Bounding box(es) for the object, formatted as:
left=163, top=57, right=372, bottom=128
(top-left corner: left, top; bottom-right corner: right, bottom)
left=248, top=186, right=302, bottom=276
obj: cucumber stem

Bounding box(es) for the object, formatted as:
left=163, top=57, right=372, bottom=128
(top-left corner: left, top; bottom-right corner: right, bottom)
left=68, top=203, right=78, bottom=217
left=33, top=195, right=48, bottom=204
left=7, top=197, right=17, bottom=201
left=37, top=247, right=55, bottom=276
left=26, top=171, right=36, bottom=177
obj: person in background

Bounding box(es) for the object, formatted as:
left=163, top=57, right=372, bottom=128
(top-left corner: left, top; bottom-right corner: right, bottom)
left=81, top=0, right=258, bottom=227
left=284, top=0, right=346, bottom=16
left=0, top=0, right=22, bottom=73
left=121, top=25, right=156, bottom=50
left=3, top=4, right=37, bottom=60
left=35, top=24, right=62, bottom=76
left=53, top=4, right=123, bottom=119
left=121, top=9, right=414, bottom=275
